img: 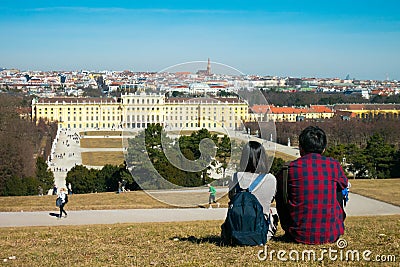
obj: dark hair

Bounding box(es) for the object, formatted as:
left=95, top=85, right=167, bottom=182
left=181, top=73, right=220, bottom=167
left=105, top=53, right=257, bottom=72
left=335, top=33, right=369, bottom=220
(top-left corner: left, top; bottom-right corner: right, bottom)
left=239, top=141, right=268, bottom=173
left=299, top=126, right=327, bottom=154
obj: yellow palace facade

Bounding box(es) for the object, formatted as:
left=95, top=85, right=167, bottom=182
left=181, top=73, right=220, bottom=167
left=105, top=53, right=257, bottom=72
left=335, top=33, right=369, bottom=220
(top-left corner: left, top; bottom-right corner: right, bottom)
left=333, top=104, right=400, bottom=119
left=32, top=93, right=250, bottom=131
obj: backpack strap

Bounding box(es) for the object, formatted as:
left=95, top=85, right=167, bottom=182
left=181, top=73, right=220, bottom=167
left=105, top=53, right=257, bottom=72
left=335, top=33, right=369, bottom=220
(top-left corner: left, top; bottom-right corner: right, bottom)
left=282, top=164, right=289, bottom=205
left=248, top=173, right=266, bottom=192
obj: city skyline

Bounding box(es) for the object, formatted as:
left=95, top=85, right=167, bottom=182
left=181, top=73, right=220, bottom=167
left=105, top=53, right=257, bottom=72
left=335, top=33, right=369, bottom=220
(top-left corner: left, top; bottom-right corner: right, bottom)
left=0, top=1, right=399, bottom=80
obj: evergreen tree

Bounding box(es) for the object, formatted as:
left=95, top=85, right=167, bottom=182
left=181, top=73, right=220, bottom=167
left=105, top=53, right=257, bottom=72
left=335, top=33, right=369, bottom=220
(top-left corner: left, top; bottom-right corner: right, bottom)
left=66, top=165, right=98, bottom=193
left=216, top=135, right=232, bottom=179
left=344, top=144, right=367, bottom=179
left=4, top=176, right=26, bottom=196
left=35, top=156, right=54, bottom=191
left=364, top=133, right=396, bottom=178
left=126, top=128, right=172, bottom=190
left=391, top=150, right=400, bottom=178
left=97, top=164, right=116, bottom=192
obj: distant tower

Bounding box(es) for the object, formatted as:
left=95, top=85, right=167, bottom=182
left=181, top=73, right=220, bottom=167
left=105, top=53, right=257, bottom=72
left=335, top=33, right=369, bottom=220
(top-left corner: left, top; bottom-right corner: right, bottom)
left=207, top=58, right=211, bottom=75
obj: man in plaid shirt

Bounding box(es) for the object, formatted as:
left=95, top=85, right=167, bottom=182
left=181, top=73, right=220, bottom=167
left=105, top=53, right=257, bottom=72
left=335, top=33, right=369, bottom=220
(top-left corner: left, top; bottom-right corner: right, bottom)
left=276, top=126, right=348, bottom=244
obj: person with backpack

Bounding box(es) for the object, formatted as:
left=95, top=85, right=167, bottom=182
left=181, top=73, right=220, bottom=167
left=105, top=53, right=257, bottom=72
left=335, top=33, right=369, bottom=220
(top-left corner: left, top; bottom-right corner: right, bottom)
left=221, top=141, right=277, bottom=246
left=275, top=126, right=348, bottom=244
left=57, top=188, right=68, bottom=219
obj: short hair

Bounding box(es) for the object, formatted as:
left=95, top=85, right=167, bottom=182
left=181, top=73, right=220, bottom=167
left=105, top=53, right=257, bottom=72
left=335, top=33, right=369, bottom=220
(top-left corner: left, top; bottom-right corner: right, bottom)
left=239, top=141, right=268, bottom=173
left=299, top=126, right=327, bottom=154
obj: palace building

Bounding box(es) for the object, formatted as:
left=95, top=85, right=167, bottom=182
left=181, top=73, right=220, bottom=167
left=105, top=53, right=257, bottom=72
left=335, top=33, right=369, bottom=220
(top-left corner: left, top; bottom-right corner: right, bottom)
left=32, top=93, right=250, bottom=131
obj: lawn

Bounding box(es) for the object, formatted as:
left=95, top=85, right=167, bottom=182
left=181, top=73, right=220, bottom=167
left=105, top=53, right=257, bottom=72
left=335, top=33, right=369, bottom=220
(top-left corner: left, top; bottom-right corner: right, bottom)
left=0, top=216, right=398, bottom=266
left=81, top=151, right=125, bottom=166
left=80, top=138, right=123, bottom=148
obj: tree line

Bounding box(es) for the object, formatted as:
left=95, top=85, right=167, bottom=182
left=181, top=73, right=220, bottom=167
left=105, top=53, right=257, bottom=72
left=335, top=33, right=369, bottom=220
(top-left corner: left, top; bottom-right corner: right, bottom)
left=275, top=119, right=400, bottom=178
left=0, top=93, right=57, bottom=196
left=324, top=133, right=400, bottom=179
left=276, top=116, right=400, bottom=149
left=65, top=163, right=138, bottom=194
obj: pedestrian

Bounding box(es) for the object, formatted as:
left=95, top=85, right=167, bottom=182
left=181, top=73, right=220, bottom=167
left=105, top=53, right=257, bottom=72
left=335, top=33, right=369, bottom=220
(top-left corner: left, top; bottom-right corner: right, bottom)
left=118, top=181, right=122, bottom=194
left=67, top=183, right=73, bottom=195
left=52, top=184, right=58, bottom=195
left=207, top=184, right=219, bottom=209
left=276, top=126, right=349, bottom=244
left=57, top=188, right=68, bottom=219
left=122, top=179, right=127, bottom=192
left=38, top=186, right=43, bottom=196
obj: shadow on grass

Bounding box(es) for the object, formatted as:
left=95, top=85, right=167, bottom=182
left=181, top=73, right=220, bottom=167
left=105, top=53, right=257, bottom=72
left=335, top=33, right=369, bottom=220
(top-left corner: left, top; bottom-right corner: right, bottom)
left=171, top=235, right=223, bottom=246
left=271, top=233, right=297, bottom=244
left=172, top=234, right=297, bottom=246
left=172, top=233, right=296, bottom=247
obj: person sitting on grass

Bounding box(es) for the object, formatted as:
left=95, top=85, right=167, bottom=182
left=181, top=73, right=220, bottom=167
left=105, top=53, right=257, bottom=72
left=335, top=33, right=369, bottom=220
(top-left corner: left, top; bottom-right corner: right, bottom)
left=224, top=140, right=278, bottom=243
left=276, top=126, right=348, bottom=244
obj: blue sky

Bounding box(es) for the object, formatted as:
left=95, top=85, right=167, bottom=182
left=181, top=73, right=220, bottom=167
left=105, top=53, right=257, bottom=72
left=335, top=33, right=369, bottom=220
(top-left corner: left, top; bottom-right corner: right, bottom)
left=0, top=0, right=399, bottom=80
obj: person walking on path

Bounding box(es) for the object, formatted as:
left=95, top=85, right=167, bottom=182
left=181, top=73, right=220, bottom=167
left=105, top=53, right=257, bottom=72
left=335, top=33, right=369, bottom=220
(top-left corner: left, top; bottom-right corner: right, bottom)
left=118, top=181, right=122, bottom=194
left=52, top=184, right=58, bottom=195
left=276, top=126, right=348, bottom=244
left=207, top=184, right=219, bottom=209
left=38, top=186, right=43, bottom=196
left=57, top=188, right=68, bottom=219
left=67, top=183, right=73, bottom=195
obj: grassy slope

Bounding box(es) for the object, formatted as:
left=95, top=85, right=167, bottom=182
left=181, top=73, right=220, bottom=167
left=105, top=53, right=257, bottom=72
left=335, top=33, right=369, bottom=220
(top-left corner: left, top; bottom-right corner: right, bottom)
left=0, top=216, right=399, bottom=266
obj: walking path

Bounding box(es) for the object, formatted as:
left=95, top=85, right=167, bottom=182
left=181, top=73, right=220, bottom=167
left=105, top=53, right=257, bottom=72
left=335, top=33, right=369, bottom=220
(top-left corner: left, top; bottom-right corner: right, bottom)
left=50, top=129, right=83, bottom=190
left=0, top=193, right=399, bottom=227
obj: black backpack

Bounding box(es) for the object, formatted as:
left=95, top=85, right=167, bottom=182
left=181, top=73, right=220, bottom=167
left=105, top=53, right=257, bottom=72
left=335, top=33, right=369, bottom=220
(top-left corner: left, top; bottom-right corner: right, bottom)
left=221, top=174, right=269, bottom=246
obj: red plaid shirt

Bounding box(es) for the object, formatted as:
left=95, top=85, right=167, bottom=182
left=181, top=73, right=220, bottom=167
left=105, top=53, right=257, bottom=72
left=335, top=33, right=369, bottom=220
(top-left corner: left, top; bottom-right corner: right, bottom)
left=276, top=153, right=348, bottom=244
